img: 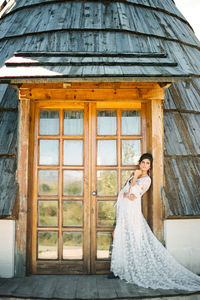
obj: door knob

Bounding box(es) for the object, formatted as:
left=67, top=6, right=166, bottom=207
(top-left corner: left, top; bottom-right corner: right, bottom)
left=92, top=191, right=97, bottom=196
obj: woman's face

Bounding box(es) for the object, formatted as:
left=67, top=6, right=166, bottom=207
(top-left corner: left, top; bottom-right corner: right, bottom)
left=139, top=158, right=151, bottom=172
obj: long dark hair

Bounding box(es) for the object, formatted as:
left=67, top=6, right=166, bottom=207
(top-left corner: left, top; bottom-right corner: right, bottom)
left=139, top=153, right=153, bottom=175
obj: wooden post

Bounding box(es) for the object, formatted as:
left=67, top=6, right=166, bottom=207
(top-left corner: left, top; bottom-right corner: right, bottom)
left=15, top=98, right=30, bottom=276
left=150, top=99, right=164, bottom=242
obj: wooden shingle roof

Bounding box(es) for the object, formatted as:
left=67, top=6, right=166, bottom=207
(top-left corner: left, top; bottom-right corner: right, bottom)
left=0, top=51, right=189, bottom=81
left=0, top=0, right=199, bottom=216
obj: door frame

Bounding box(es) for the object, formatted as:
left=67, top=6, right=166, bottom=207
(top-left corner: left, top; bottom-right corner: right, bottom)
left=14, top=82, right=165, bottom=276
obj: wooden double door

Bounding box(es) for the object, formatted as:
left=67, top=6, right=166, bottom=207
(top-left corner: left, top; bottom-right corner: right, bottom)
left=30, top=101, right=146, bottom=274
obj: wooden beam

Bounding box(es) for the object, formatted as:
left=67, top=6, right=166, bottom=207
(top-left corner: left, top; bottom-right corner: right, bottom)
left=15, top=98, right=30, bottom=276
left=150, top=99, right=164, bottom=242
left=20, top=82, right=161, bottom=90
left=19, top=88, right=165, bottom=102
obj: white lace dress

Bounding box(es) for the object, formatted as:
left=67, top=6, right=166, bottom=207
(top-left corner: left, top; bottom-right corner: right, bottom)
left=111, top=176, right=200, bottom=291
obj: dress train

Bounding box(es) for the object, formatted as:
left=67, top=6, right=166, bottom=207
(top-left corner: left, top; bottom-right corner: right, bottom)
left=111, top=176, right=200, bottom=291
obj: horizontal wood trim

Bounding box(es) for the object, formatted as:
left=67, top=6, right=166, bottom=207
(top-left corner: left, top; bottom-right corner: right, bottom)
left=21, top=82, right=162, bottom=89
left=19, top=88, right=165, bottom=101
left=96, top=101, right=141, bottom=108
left=36, top=261, right=87, bottom=274
left=165, top=216, right=200, bottom=219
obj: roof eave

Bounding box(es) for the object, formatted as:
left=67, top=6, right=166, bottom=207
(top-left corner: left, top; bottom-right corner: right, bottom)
left=0, top=75, right=191, bottom=85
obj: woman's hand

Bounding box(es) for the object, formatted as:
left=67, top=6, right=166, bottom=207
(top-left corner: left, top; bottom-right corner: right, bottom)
left=129, top=194, right=136, bottom=201
left=134, top=169, right=142, bottom=179
left=123, top=192, right=129, bottom=198
left=123, top=192, right=136, bottom=201
left=129, top=169, right=142, bottom=186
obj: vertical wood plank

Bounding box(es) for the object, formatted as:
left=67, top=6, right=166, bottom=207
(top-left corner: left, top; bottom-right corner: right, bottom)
left=59, top=108, right=63, bottom=261
left=84, top=103, right=90, bottom=273
left=117, top=108, right=121, bottom=193
left=90, top=103, right=97, bottom=274
left=141, top=103, right=148, bottom=221
left=150, top=99, right=164, bottom=242
left=31, top=103, right=40, bottom=274
left=15, top=98, right=30, bottom=276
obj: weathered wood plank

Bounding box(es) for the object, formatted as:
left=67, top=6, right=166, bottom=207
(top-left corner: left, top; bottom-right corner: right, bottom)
left=7, top=277, right=37, bottom=297
left=0, top=85, right=18, bottom=109
left=164, top=157, right=200, bottom=217
left=52, top=275, right=78, bottom=299
left=76, top=275, right=98, bottom=299
left=0, top=278, right=23, bottom=296
left=0, top=278, right=8, bottom=287
left=96, top=275, right=117, bottom=299
left=0, top=157, right=17, bottom=216
left=0, top=275, right=197, bottom=299
left=0, top=111, right=18, bottom=155
left=15, top=99, right=30, bottom=276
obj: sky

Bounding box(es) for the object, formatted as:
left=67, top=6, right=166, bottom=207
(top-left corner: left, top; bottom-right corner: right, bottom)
left=174, top=0, right=200, bottom=40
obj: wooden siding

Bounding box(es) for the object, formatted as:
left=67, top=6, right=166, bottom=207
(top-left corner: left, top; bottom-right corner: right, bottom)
left=164, top=157, right=200, bottom=217
left=0, top=84, right=18, bottom=217
left=163, top=79, right=200, bottom=217
left=0, top=156, right=18, bottom=216
left=0, top=0, right=199, bottom=218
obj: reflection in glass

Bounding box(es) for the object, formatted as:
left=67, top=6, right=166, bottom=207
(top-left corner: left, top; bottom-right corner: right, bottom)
left=38, top=201, right=58, bottom=227
left=63, top=201, right=83, bottom=227
left=97, top=170, right=117, bottom=196
left=63, top=140, right=83, bottom=165
left=121, top=110, right=141, bottom=135
left=38, top=170, right=58, bottom=196
left=121, top=170, right=134, bottom=188
left=39, top=140, right=59, bottom=165
left=97, top=110, right=116, bottom=135
left=122, top=140, right=141, bottom=165
left=97, top=232, right=112, bottom=259
left=40, top=110, right=59, bottom=135
left=64, top=110, right=83, bottom=135
left=97, top=201, right=116, bottom=227
left=63, top=171, right=83, bottom=196
left=63, top=232, right=83, bottom=259
left=38, top=231, right=58, bottom=259
left=97, top=140, right=117, bottom=166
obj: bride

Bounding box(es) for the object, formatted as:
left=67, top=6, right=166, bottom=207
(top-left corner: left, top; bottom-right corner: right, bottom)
left=110, top=153, right=200, bottom=291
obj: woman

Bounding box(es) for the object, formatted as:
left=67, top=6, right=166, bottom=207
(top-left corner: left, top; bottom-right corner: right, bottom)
left=110, top=153, right=200, bottom=291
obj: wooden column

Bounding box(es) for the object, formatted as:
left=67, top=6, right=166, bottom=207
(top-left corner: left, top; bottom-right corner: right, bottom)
left=15, top=98, right=30, bottom=276
left=149, top=99, right=164, bottom=242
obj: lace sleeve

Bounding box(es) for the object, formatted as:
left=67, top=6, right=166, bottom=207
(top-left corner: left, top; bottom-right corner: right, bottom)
left=129, top=177, right=151, bottom=197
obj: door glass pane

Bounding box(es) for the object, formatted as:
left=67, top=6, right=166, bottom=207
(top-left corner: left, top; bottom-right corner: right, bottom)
left=97, top=140, right=117, bottom=166
left=63, top=232, right=83, bottom=259
left=122, top=140, right=141, bottom=165
left=38, top=231, right=58, bottom=259
left=121, top=170, right=134, bottom=188
left=97, top=232, right=112, bottom=259
left=39, top=140, right=59, bottom=165
left=121, top=110, right=141, bottom=135
left=97, top=201, right=116, bottom=227
left=38, top=170, right=58, bottom=196
left=64, top=110, right=83, bottom=135
left=63, top=201, right=83, bottom=227
left=97, top=170, right=117, bottom=196
left=40, top=110, right=59, bottom=135
left=63, top=140, right=83, bottom=165
left=97, top=110, right=116, bottom=135
left=38, top=201, right=58, bottom=227
left=63, top=170, right=83, bottom=196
